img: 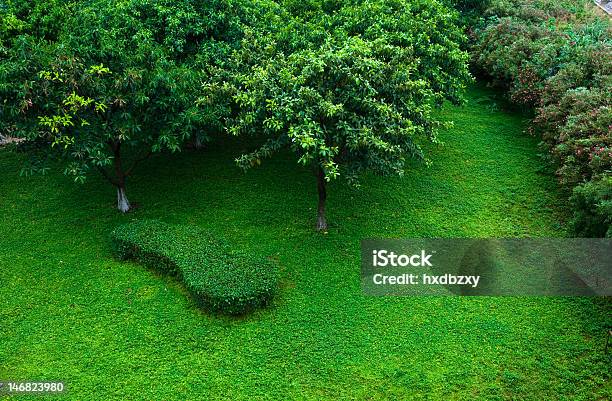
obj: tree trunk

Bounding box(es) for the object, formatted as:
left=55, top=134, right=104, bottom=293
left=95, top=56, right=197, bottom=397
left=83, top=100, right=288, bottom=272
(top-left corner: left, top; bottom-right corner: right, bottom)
left=116, top=185, right=131, bottom=213
left=316, top=167, right=328, bottom=231
left=194, top=134, right=204, bottom=150
left=112, top=141, right=131, bottom=213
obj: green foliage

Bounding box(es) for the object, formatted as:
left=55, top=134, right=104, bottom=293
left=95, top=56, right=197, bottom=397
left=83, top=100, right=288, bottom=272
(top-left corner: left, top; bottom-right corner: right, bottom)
left=111, top=219, right=279, bottom=315
left=570, top=176, right=612, bottom=237
left=210, top=0, right=470, bottom=186
left=482, top=0, right=593, bottom=20
left=470, top=0, right=611, bottom=236
left=472, top=11, right=609, bottom=106
left=452, top=0, right=491, bottom=14
left=0, top=0, right=80, bottom=43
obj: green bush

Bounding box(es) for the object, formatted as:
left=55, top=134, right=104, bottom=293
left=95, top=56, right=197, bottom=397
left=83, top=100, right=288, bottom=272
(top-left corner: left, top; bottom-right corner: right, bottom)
left=570, top=177, right=612, bottom=238
left=111, top=220, right=279, bottom=315
left=535, top=84, right=611, bottom=187
left=454, top=0, right=490, bottom=12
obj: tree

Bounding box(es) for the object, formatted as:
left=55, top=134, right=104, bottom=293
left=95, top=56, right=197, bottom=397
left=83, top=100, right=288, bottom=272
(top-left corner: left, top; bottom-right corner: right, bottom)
left=1, top=0, right=241, bottom=212
left=210, top=0, right=471, bottom=230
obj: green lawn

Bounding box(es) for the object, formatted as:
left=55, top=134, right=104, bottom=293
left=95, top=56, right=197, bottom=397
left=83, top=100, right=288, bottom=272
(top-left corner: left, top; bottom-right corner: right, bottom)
left=0, top=85, right=609, bottom=400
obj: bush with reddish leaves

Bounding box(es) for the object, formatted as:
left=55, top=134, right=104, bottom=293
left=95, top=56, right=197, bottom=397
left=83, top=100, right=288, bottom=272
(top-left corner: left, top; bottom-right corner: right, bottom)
left=535, top=86, right=611, bottom=186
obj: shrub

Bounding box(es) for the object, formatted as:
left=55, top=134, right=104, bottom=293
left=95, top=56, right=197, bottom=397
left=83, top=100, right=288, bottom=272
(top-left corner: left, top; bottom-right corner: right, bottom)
left=111, top=220, right=279, bottom=315
left=570, top=177, right=612, bottom=238
left=471, top=16, right=566, bottom=105
left=453, top=0, right=491, bottom=13
left=535, top=85, right=611, bottom=187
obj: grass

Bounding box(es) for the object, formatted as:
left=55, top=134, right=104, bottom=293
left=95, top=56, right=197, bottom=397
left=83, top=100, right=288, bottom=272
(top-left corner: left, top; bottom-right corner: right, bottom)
left=0, top=84, right=610, bottom=400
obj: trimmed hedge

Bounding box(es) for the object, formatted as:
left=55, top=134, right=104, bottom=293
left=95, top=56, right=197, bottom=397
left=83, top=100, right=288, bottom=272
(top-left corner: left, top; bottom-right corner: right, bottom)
left=111, top=219, right=279, bottom=315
